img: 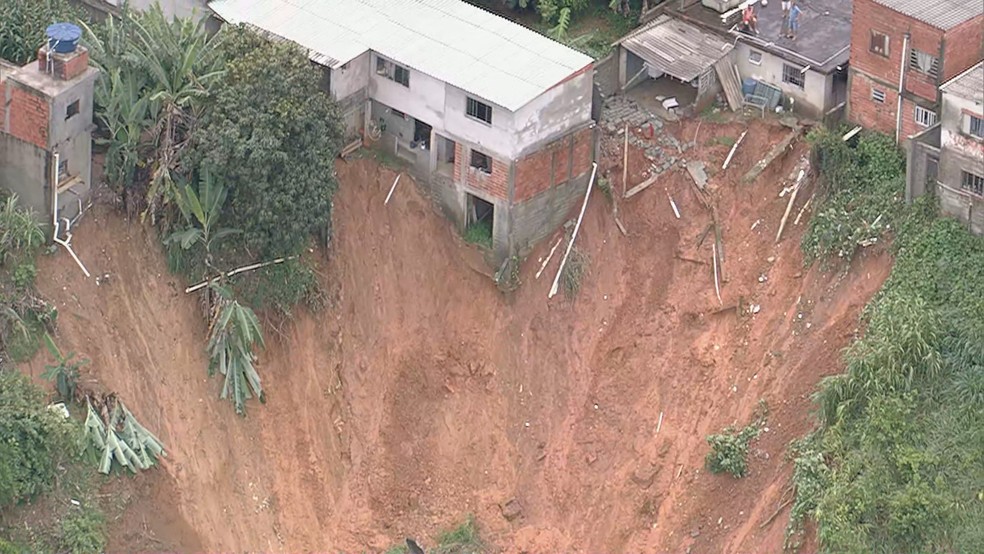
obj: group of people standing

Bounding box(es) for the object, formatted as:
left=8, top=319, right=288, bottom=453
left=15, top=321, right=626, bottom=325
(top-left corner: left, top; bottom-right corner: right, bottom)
left=741, top=0, right=803, bottom=40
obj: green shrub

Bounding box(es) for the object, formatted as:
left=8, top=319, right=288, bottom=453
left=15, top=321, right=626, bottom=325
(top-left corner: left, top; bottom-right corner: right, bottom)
left=0, top=370, right=80, bottom=507
left=789, top=130, right=984, bottom=553
left=59, top=508, right=106, bottom=554
left=231, top=258, right=324, bottom=318
left=463, top=220, right=493, bottom=249
left=802, top=129, right=906, bottom=264
left=561, top=245, right=588, bottom=300
left=11, top=262, right=36, bottom=290
left=705, top=423, right=761, bottom=478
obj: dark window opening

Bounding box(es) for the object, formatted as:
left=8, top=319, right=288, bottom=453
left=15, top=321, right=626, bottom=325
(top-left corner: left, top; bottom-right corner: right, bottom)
left=909, top=49, right=939, bottom=79
left=967, top=114, right=983, bottom=138
left=411, top=118, right=432, bottom=150
left=470, top=149, right=492, bottom=174
left=464, top=193, right=494, bottom=249
left=962, top=171, right=984, bottom=196
left=393, top=65, right=409, bottom=87
left=466, top=97, right=492, bottom=124
left=869, top=31, right=889, bottom=57
left=66, top=100, right=79, bottom=120
left=390, top=108, right=406, bottom=119
left=57, top=158, right=69, bottom=181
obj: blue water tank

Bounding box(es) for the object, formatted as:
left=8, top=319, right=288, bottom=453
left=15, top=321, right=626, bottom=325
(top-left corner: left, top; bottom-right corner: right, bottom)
left=46, top=23, right=82, bottom=54
left=742, top=78, right=757, bottom=98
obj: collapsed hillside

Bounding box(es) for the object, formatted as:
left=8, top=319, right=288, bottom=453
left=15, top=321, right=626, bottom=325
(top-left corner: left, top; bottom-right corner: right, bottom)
left=30, top=118, right=890, bottom=553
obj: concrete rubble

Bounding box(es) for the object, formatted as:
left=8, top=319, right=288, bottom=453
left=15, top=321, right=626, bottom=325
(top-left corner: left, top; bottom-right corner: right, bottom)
left=601, top=95, right=689, bottom=176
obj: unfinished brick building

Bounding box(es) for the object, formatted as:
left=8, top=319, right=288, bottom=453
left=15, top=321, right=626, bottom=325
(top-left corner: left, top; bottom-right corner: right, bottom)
left=211, top=0, right=597, bottom=269
left=1, top=25, right=98, bottom=226
left=848, top=0, right=984, bottom=143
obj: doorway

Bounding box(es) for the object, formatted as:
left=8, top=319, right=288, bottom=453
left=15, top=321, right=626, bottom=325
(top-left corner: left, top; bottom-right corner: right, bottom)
left=436, top=135, right=455, bottom=176
left=464, top=193, right=494, bottom=249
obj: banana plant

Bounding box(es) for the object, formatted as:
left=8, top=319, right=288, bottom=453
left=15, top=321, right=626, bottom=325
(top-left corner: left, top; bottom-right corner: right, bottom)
left=41, top=333, right=87, bottom=402
left=206, top=284, right=265, bottom=416
left=165, top=168, right=240, bottom=275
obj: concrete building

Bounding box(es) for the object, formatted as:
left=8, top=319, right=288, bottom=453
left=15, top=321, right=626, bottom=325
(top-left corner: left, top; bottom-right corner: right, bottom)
left=0, top=40, right=98, bottom=228
left=668, top=0, right=852, bottom=118
left=209, top=0, right=596, bottom=268
left=847, top=0, right=983, bottom=143
left=908, top=62, right=984, bottom=234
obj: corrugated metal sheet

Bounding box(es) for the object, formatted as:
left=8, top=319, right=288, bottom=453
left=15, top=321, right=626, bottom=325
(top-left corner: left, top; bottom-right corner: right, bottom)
left=870, top=0, right=982, bottom=30
left=618, top=15, right=734, bottom=83
left=207, top=0, right=593, bottom=111
left=940, top=62, right=984, bottom=103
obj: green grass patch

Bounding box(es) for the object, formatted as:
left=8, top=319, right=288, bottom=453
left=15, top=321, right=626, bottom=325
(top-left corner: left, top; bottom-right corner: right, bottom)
left=434, top=515, right=482, bottom=554
left=463, top=220, right=493, bottom=249
left=705, top=136, right=736, bottom=148
left=787, top=129, right=984, bottom=553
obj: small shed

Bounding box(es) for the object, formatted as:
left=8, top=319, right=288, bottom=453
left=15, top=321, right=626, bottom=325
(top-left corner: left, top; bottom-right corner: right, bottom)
left=615, top=14, right=735, bottom=112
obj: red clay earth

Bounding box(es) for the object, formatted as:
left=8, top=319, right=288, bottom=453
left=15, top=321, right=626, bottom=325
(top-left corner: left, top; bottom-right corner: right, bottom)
left=26, top=116, right=890, bottom=553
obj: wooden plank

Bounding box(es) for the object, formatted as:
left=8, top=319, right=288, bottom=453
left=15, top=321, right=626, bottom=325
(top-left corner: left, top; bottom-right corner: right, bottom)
left=624, top=173, right=660, bottom=199
left=715, top=58, right=742, bottom=112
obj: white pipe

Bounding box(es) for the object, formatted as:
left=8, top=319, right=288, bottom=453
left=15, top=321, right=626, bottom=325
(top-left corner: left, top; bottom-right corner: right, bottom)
left=549, top=162, right=598, bottom=299
left=51, top=151, right=90, bottom=278
left=895, top=34, right=910, bottom=145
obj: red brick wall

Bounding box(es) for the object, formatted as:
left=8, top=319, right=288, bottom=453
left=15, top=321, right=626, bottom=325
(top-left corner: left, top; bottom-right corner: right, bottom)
left=465, top=150, right=508, bottom=200
left=943, top=16, right=984, bottom=82
left=37, top=47, right=90, bottom=81
left=7, top=86, right=49, bottom=148
left=849, top=0, right=983, bottom=136
left=514, top=126, right=593, bottom=203
left=0, top=81, right=5, bottom=131
left=849, top=71, right=898, bottom=134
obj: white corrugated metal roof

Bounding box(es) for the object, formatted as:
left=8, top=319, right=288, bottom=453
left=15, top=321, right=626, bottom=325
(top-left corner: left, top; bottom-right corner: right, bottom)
left=208, top=0, right=593, bottom=111
left=941, top=61, right=984, bottom=103
left=870, top=0, right=982, bottom=30
left=618, top=15, right=734, bottom=83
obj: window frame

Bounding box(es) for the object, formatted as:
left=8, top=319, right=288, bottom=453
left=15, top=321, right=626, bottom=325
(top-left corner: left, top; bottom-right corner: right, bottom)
left=781, top=63, right=805, bottom=89
left=376, top=55, right=410, bottom=88
left=908, top=49, right=939, bottom=79
left=869, top=30, right=890, bottom=57
left=913, top=105, right=937, bottom=127
left=961, top=170, right=984, bottom=196
left=965, top=113, right=984, bottom=139
left=469, top=149, right=492, bottom=174
left=871, top=88, right=886, bottom=103
left=466, top=97, right=493, bottom=125
left=748, top=50, right=762, bottom=65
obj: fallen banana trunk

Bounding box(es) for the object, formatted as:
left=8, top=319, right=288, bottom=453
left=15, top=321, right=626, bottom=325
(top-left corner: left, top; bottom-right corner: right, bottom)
left=85, top=398, right=166, bottom=475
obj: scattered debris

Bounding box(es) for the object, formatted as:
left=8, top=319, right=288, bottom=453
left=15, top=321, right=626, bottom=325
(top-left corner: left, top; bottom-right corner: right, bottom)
left=794, top=194, right=814, bottom=225
left=841, top=126, right=862, bottom=142
left=500, top=498, right=523, bottom=521
left=656, top=411, right=664, bottom=434
left=632, top=464, right=659, bottom=489
left=776, top=169, right=806, bottom=243
left=721, top=130, right=747, bottom=170
left=750, top=219, right=761, bottom=230
left=667, top=193, right=681, bottom=219
left=712, top=242, right=722, bottom=305
left=742, top=127, right=801, bottom=184
left=535, top=236, right=564, bottom=280
left=686, top=161, right=709, bottom=191
left=384, top=173, right=401, bottom=205
left=625, top=173, right=660, bottom=199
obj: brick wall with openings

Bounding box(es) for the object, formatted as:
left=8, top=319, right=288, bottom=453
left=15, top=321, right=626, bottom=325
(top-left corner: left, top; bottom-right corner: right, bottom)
left=849, top=71, right=899, bottom=134
left=462, top=145, right=508, bottom=200
left=7, top=85, right=49, bottom=149
left=514, top=126, right=594, bottom=203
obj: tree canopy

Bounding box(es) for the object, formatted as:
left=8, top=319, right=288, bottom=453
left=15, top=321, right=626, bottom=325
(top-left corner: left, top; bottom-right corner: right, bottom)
left=193, top=27, right=343, bottom=257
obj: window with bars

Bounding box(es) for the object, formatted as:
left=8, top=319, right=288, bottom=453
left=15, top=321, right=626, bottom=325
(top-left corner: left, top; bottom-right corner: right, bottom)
left=909, top=49, right=939, bottom=79
left=871, top=88, right=886, bottom=103
left=914, top=105, right=937, bottom=127
left=869, top=31, right=890, bottom=57
left=962, top=171, right=984, bottom=196
left=782, top=64, right=805, bottom=89
left=466, top=97, right=493, bottom=124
